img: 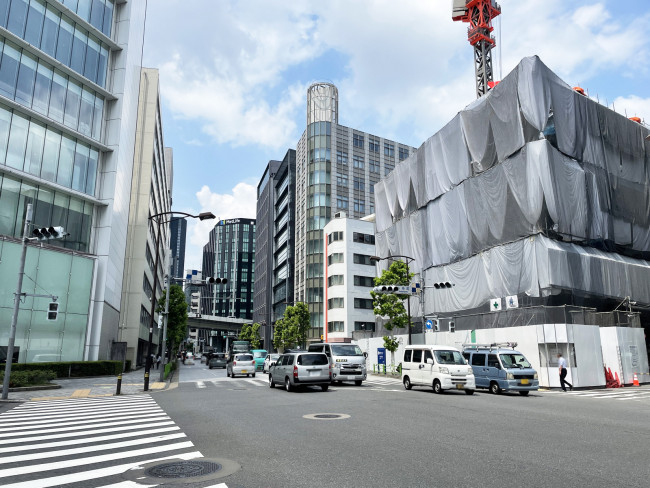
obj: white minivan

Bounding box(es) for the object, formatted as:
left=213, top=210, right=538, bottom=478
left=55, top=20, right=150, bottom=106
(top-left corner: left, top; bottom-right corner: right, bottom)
left=401, top=345, right=476, bottom=395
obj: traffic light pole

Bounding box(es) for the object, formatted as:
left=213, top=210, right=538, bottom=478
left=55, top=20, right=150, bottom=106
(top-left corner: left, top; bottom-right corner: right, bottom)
left=159, top=261, right=171, bottom=383
left=1, top=204, right=32, bottom=400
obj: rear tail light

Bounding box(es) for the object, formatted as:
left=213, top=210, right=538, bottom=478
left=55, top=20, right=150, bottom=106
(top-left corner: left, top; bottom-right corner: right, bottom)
left=293, top=365, right=298, bottom=378
left=252, top=361, right=255, bottom=366
left=233, top=361, right=237, bottom=366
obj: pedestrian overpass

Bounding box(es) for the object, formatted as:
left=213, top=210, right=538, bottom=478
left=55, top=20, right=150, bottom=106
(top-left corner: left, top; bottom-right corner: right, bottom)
left=186, top=314, right=251, bottom=335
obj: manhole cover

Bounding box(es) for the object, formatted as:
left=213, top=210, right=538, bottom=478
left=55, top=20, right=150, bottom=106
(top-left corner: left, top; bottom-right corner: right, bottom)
left=144, top=461, right=222, bottom=479
left=303, top=413, right=351, bottom=420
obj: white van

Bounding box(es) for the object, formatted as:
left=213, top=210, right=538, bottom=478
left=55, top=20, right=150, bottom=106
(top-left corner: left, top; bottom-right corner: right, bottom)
left=401, top=345, right=476, bottom=394
left=308, top=343, right=367, bottom=386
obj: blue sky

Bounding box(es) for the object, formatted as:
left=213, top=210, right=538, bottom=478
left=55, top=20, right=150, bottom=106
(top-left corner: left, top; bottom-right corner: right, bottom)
left=142, top=0, right=650, bottom=269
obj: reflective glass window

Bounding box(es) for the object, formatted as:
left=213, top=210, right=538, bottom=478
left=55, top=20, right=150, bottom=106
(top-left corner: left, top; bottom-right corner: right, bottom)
left=6, top=111, right=29, bottom=169
left=15, top=51, right=37, bottom=105
left=66, top=195, right=83, bottom=251
left=7, top=0, right=28, bottom=37
left=40, top=6, right=60, bottom=58
left=32, top=61, right=52, bottom=115
left=33, top=185, right=53, bottom=228
left=0, top=102, right=10, bottom=161
left=41, top=127, right=61, bottom=181
left=24, top=0, right=45, bottom=46
left=0, top=174, right=20, bottom=235
left=24, top=120, right=45, bottom=176
left=71, top=141, right=89, bottom=192
left=56, top=136, right=75, bottom=187
left=96, top=44, right=107, bottom=86
left=84, top=34, right=99, bottom=83
left=48, top=69, right=66, bottom=122
left=90, top=0, right=104, bottom=30
left=0, top=0, right=9, bottom=27
left=55, top=16, right=73, bottom=65
left=70, top=26, right=87, bottom=74
left=77, top=0, right=91, bottom=21
left=86, top=147, right=98, bottom=195
left=91, top=96, right=103, bottom=139
left=102, top=0, right=113, bottom=36
left=78, top=87, right=94, bottom=136
left=0, top=40, right=20, bottom=98
left=51, top=192, right=69, bottom=232
left=63, top=79, right=81, bottom=129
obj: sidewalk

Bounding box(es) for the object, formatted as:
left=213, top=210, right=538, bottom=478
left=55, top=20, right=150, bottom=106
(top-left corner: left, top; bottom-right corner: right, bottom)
left=0, top=365, right=178, bottom=404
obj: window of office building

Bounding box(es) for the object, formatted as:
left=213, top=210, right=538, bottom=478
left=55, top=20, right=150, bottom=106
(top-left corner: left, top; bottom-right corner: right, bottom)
left=327, top=253, right=344, bottom=265
left=354, top=298, right=374, bottom=309
left=384, top=142, right=395, bottom=158
left=328, top=297, right=344, bottom=309
left=369, top=158, right=380, bottom=174
left=353, top=254, right=373, bottom=266
left=336, top=194, right=348, bottom=209
left=384, top=164, right=394, bottom=176
left=328, top=231, right=343, bottom=244
left=353, top=232, right=375, bottom=245
left=353, top=176, right=365, bottom=191
left=369, top=137, right=380, bottom=152
left=336, top=172, right=348, bottom=187
left=336, top=150, right=348, bottom=165
left=352, top=155, right=364, bottom=169
left=353, top=133, right=364, bottom=148
left=328, top=321, right=344, bottom=332
left=353, top=198, right=365, bottom=213
left=354, top=275, right=374, bottom=287
left=328, top=275, right=344, bottom=287
left=354, top=321, right=375, bottom=331
left=399, top=147, right=409, bottom=160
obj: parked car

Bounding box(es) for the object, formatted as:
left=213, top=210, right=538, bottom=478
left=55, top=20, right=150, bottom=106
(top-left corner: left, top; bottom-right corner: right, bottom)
left=462, top=343, right=539, bottom=395
left=251, top=349, right=268, bottom=371
left=208, top=353, right=227, bottom=369
left=268, top=352, right=331, bottom=392
left=263, top=353, right=281, bottom=373
left=401, top=345, right=475, bottom=394
left=226, top=353, right=256, bottom=378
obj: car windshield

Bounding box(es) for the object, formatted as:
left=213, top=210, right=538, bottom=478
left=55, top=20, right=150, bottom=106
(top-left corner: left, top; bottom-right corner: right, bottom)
left=236, top=354, right=253, bottom=361
left=271, top=354, right=280, bottom=360
left=434, top=350, right=466, bottom=365
left=500, top=353, right=531, bottom=369
left=330, top=345, right=363, bottom=356
left=297, top=354, right=328, bottom=366
left=253, top=351, right=267, bottom=358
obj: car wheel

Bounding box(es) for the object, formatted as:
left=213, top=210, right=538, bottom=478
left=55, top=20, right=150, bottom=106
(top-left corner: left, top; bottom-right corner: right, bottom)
left=209, top=365, right=212, bottom=370
left=433, top=380, right=443, bottom=394
left=321, top=384, right=329, bottom=392
left=465, top=389, right=475, bottom=395
left=284, top=377, right=293, bottom=392
left=490, top=382, right=502, bottom=394
left=403, top=376, right=412, bottom=390
left=354, top=380, right=362, bottom=386
left=247, top=374, right=250, bottom=377
left=269, top=374, right=275, bottom=388
left=519, top=391, right=530, bottom=396
left=226, top=369, right=230, bottom=377
left=252, top=373, right=256, bottom=378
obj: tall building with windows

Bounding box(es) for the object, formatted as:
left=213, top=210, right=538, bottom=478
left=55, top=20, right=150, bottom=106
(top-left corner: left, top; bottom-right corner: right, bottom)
left=294, top=83, right=416, bottom=339
left=253, top=149, right=296, bottom=349
left=169, top=216, right=186, bottom=280
left=119, top=68, right=172, bottom=367
left=0, top=1, right=148, bottom=363
left=202, top=218, right=256, bottom=320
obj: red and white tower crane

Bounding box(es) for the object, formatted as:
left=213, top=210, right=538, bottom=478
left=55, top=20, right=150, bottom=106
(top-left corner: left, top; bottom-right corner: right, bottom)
left=452, top=0, right=501, bottom=98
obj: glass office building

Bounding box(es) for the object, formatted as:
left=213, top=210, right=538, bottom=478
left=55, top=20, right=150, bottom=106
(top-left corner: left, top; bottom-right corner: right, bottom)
left=0, top=0, right=148, bottom=362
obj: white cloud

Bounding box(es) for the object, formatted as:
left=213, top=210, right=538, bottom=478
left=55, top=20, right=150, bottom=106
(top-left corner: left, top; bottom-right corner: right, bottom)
left=183, top=182, right=258, bottom=270
left=610, top=95, right=650, bottom=124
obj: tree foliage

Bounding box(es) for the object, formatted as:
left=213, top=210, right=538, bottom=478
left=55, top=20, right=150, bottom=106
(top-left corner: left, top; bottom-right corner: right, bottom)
left=156, top=284, right=188, bottom=357
left=239, top=322, right=261, bottom=349
left=273, top=302, right=310, bottom=351
left=370, top=260, right=414, bottom=332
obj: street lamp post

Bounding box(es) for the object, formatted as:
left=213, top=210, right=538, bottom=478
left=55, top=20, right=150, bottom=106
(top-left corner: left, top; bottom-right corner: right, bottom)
left=370, top=254, right=415, bottom=346
left=144, top=211, right=215, bottom=391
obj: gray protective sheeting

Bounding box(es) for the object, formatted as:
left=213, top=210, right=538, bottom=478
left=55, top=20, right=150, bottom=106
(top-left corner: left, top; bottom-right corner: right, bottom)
left=374, top=56, right=650, bottom=313
left=375, top=56, right=650, bottom=273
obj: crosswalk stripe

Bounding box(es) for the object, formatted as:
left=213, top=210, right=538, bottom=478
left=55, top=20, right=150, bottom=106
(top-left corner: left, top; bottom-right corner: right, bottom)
left=0, top=405, right=162, bottom=425
left=1, top=451, right=202, bottom=488
left=0, top=412, right=168, bottom=433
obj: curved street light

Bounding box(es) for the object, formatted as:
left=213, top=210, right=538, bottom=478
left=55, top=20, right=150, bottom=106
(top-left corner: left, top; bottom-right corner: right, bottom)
left=370, top=255, right=415, bottom=345
left=144, top=211, right=216, bottom=391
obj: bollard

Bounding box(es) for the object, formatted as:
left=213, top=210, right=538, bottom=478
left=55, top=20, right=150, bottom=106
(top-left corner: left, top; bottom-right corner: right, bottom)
left=383, top=364, right=386, bottom=375
left=115, top=374, right=122, bottom=395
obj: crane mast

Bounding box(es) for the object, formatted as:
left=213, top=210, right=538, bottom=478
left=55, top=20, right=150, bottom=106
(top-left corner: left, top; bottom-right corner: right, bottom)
left=452, top=0, right=501, bottom=98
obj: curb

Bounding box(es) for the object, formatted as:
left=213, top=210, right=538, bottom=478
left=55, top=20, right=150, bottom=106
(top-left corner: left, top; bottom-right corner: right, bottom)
left=8, top=384, right=62, bottom=392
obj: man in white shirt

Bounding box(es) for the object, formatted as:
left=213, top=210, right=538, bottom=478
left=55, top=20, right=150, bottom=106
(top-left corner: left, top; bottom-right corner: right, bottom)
left=557, top=353, right=573, bottom=391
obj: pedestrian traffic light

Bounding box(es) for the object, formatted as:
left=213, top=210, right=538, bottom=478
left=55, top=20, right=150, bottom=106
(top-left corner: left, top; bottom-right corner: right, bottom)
left=33, top=226, right=68, bottom=241
left=47, top=302, right=59, bottom=321
left=207, top=277, right=228, bottom=285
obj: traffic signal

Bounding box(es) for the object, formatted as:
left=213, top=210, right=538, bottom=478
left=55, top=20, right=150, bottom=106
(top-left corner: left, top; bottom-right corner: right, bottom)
left=33, top=226, right=67, bottom=241
left=433, top=282, right=454, bottom=289
left=372, top=285, right=411, bottom=295
left=47, top=302, right=59, bottom=321
left=207, top=277, right=228, bottom=285
left=433, top=319, right=440, bottom=331
left=449, top=321, right=455, bottom=333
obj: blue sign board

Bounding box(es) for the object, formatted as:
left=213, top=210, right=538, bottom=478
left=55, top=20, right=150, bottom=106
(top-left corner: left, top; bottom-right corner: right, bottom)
left=377, top=347, right=386, bottom=365
left=425, top=319, right=433, bottom=330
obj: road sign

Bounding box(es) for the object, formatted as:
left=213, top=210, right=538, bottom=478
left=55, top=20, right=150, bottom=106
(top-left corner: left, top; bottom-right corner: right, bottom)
left=377, top=347, right=386, bottom=365
left=425, top=319, right=433, bottom=329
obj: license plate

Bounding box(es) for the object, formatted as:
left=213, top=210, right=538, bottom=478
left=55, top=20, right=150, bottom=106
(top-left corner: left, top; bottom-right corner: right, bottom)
left=456, top=384, right=464, bottom=389
left=520, top=379, right=529, bottom=385
left=309, top=370, right=321, bottom=377
left=241, top=370, right=247, bottom=373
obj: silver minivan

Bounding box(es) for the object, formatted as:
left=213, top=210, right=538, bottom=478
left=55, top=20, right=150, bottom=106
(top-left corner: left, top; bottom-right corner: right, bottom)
left=307, top=343, right=367, bottom=386
left=269, top=352, right=331, bottom=392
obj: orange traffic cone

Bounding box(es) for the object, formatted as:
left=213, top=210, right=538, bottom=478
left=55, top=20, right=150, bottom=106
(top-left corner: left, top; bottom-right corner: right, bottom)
left=633, top=373, right=640, bottom=387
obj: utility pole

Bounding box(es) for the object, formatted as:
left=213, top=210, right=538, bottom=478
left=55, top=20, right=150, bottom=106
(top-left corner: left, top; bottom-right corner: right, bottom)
left=160, top=250, right=171, bottom=383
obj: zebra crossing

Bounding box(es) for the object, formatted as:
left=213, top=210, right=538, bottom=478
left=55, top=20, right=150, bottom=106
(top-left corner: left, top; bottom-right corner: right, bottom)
left=0, top=395, right=214, bottom=488
left=189, top=375, right=402, bottom=390
left=542, top=387, right=650, bottom=402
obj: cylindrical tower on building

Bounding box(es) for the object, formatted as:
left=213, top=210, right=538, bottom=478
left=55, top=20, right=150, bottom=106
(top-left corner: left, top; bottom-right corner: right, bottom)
left=307, top=83, right=338, bottom=126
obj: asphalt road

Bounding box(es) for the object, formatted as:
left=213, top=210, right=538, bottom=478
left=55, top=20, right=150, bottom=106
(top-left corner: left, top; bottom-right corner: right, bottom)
left=154, top=360, right=650, bottom=488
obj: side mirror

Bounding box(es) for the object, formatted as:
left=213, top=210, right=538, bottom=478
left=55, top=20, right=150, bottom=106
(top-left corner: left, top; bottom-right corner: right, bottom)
left=426, top=358, right=434, bottom=365
left=363, top=352, right=368, bottom=358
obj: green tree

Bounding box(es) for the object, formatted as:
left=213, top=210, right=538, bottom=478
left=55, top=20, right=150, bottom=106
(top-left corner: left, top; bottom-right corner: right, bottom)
left=239, top=322, right=261, bottom=349
left=156, top=284, right=188, bottom=360
left=273, top=302, right=310, bottom=351
left=370, top=260, right=414, bottom=367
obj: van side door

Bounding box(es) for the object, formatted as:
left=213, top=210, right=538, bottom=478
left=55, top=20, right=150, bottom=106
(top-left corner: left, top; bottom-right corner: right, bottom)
left=471, top=353, right=488, bottom=388
left=487, top=353, right=503, bottom=385
left=411, top=349, right=424, bottom=385
left=421, top=349, right=435, bottom=385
